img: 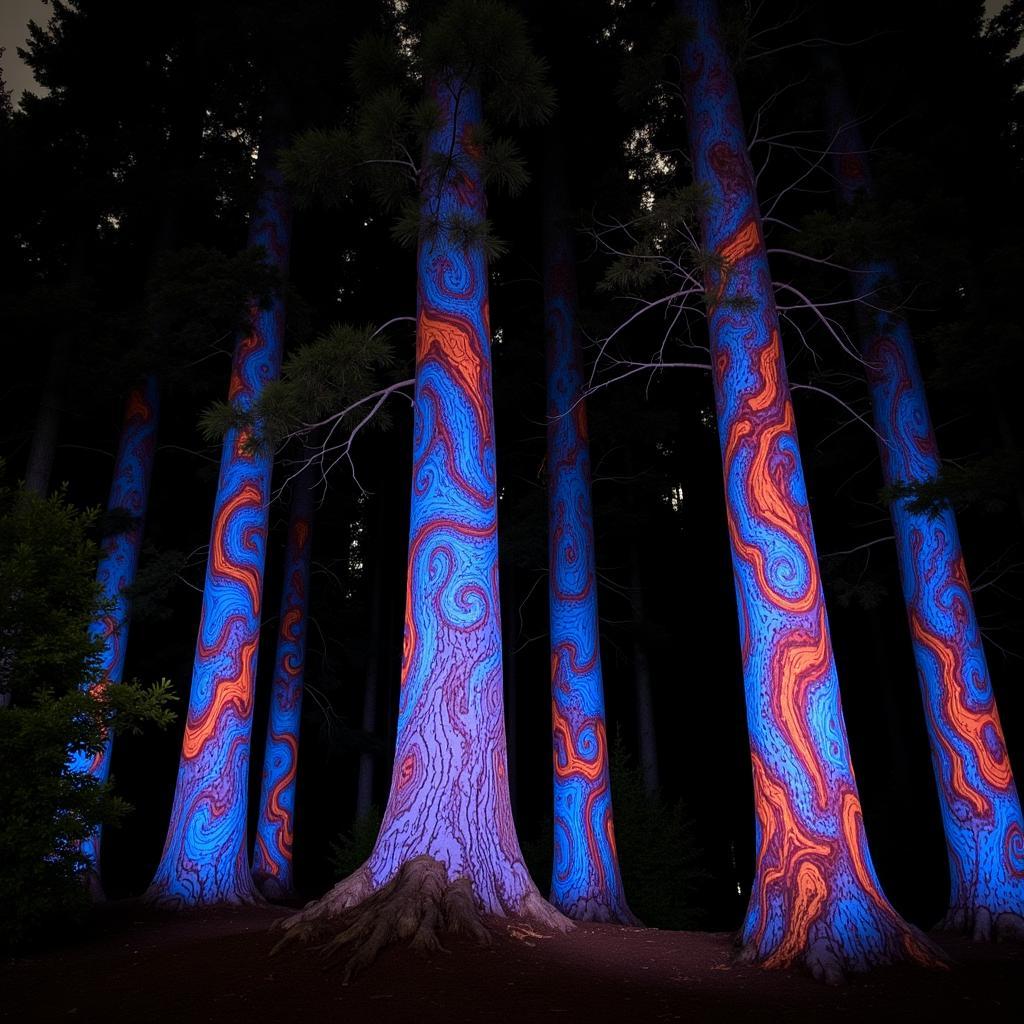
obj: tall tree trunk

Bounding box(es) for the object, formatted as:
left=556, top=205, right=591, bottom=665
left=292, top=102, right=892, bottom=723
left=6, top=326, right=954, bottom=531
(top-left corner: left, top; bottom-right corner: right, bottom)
left=146, top=148, right=291, bottom=907
left=69, top=375, right=160, bottom=896
left=628, top=537, right=659, bottom=797
left=826, top=78, right=1024, bottom=940
left=252, top=471, right=314, bottom=900
left=24, top=333, right=70, bottom=497
left=680, top=0, right=940, bottom=979
left=543, top=134, right=635, bottom=924
left=355, top=539, right=383, bottom=822
left=278, top=75, right=567, bottom=944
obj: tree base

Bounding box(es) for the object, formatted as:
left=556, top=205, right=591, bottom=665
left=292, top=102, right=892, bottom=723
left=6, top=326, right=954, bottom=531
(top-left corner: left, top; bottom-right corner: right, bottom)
left=143, top=879, right=265, bottom=910
left=938, top=904, right=1024, bottom=942
left=253, top=874, right=292, bottom=903
left=554, top=894, right=642, bottom=927
left=272, top=855, right=571, bottom=981
left=735, top=921, right=947, bottom=986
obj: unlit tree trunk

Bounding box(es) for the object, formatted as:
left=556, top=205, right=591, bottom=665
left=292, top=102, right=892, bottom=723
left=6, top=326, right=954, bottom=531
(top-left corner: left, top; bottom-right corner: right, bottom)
left=24, top=334, right=70, bottom=497
left=628, top=539, right=659, bottom=797
left=355, top=547, right=383, bottom=822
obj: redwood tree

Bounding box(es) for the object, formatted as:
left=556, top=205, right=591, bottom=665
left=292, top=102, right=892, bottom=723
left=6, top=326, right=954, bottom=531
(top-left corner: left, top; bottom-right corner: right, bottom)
left=146, top=150, right=291, bottom=907
left=275, top=3, right=567, bottom=972
left=679, top=0, right=940, bottom=979
left=252, top=471, right=314, bottom=899
left=826, top=85, right=1024, bottom=940
left=69, top=376, right=160, bottom=895
left=543, top=136, right=635, bottom=925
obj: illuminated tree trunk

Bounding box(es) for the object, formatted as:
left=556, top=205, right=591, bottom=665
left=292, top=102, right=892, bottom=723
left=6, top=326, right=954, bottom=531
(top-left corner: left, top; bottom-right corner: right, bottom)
left=146, top=155, right=290, bottom=907
left=543, top=140, right=635, bottom=924
left=827, top=90, right=1024, bottom=940
left=278, top=77, right=566, bottom=953
left=69, top=376, right=160, bottom=895
left=680, top=0, right=939, bottom=979
left=252, top=472, right=314, bottom=900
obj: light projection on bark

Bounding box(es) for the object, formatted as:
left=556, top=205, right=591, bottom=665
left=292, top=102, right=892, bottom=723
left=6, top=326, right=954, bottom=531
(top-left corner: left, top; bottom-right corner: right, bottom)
left=828, top=93, right=1024, bottom=940
left=544, top=160, right=635, bottom=924
left=275, top=79, right=565, bottom=949
left=252, top=475, right=314, bottom=899
left=147, top=163, right=290, bottom=906
left=680, top=0, right=941, bottom=980
left=70, top=376, right=159, bottom=891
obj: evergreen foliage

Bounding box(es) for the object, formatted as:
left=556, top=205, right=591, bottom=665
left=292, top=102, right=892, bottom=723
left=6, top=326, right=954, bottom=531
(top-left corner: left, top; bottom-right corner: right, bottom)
left=0, top=470, right=175, bottom=951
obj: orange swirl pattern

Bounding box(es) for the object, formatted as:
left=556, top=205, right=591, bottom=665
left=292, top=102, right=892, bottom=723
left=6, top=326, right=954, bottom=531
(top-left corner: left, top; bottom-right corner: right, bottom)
left=827, top=83, right=1024, bottom=930
left=683, top=0, right=933, bottom=972
left=70, top=377, right=159, bottom=881
left=253, top=477, right=313, bottom=898
left=148, top=156, right=290, bottom=907
left=366, top=76, right=537, bottom=916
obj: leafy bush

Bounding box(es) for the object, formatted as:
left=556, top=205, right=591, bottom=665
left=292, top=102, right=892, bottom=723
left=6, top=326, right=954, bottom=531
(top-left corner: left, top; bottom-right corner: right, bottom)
left=0, top=475, right=175, bottom=952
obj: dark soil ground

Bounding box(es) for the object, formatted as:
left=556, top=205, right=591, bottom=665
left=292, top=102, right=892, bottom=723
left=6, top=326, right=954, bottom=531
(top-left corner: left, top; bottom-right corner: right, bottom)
left=4, top=902, right=1023, bottom=1023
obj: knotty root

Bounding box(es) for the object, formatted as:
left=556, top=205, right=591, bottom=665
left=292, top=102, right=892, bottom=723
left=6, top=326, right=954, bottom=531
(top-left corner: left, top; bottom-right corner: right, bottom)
left=271, top=856, right=568, bottom=982
left=938, top=904, right=1024, bottom=942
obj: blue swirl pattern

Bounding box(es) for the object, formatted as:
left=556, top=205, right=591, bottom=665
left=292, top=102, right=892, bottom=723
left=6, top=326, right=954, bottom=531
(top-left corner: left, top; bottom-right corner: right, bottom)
left=252, top=475, right=313, bottom=899
left=147, top=161, right=290, bottom=906
left=681, top=0, right=937, bottom=976
left=365, top=76, right=541, bottom=915
left=828, top=98, right=1024, bottom=936
left=544, top=178, right=635, bottom=923
left=71, top=376, right=160, bottom=889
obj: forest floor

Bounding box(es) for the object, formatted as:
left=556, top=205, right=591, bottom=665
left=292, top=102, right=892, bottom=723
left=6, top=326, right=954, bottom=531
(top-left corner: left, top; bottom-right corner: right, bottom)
left=3, top=901, right=1024, bottom=1023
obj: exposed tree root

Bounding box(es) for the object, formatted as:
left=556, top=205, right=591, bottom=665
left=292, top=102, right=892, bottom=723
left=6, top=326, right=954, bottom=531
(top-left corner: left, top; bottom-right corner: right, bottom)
left=271, top=856, right=570, bottom=982
left=938, top=904, right=1024, bottom=942
left=736, top=921, right=948, bottom=986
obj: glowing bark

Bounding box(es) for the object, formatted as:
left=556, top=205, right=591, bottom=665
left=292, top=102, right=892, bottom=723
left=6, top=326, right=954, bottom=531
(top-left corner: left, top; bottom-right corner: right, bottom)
left=147, top=160, right=290, bottom=907
left=70, top=376, right=160, bottom=893
left=252, top=474, right=314, bottom=899
left=543, top=150, right=635, bottom=923
left=363, top=74, right=537, bottom=910
left=680, top=0, right=939, bottom=979
left=828, top=97, right=1024, bottom=939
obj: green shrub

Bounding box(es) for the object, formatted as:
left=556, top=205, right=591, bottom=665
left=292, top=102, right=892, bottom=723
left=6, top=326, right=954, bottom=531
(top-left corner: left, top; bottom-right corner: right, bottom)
left=0, top=475, right=175, bottom=952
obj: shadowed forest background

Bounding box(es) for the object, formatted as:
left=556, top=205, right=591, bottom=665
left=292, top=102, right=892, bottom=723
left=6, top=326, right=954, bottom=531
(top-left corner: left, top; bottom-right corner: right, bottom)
left=1, top=0, right=1023, bottom=954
